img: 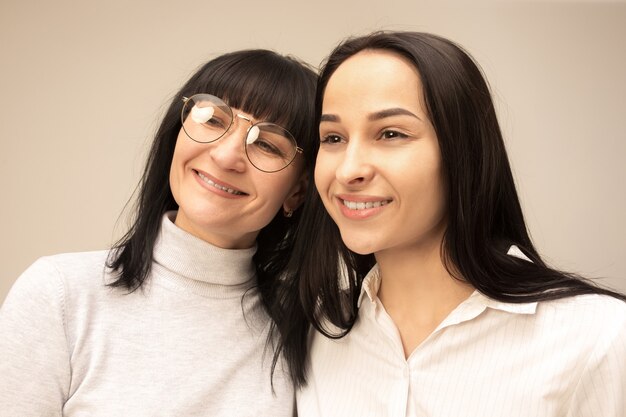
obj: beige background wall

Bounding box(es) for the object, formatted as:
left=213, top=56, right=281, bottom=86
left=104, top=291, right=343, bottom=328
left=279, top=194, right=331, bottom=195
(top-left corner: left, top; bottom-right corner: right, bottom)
left=1, top=0, right=625, bottom=302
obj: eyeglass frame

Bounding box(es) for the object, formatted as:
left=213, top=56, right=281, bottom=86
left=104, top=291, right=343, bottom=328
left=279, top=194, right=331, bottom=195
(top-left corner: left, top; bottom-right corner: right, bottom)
left=180, top=94, right=303, bottom=173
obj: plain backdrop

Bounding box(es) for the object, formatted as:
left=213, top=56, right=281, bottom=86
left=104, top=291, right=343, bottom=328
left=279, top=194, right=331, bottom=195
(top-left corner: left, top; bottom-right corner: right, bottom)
left=1, top=0, right=625, bottom=302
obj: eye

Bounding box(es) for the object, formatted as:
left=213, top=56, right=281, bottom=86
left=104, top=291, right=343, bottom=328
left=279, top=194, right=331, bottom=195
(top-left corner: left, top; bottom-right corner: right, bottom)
left=251, top=139, right=285, bottom=158
left=320, top=134, right=344, bottom=145
left=380, top=130, right=409, bottom=140
left=204, top=117, right=227, bottom=129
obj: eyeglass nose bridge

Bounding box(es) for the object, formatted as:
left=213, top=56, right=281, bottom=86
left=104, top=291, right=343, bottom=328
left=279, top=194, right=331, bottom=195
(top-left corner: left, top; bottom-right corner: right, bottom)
left=235, top=113, right=253, bottom=124
left=231, top=113, right=256, bottom=141
left=234, top=113, right=303, bottom=154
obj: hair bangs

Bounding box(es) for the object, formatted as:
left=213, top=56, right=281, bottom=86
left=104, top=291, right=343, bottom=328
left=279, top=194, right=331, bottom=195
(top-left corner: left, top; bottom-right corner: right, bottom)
left=188, top=50, right=315, bottom=149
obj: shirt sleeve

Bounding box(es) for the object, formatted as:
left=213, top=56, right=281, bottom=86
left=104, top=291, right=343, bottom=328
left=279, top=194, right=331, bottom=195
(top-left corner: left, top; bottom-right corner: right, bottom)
left=566, top=300, right=626, bottom=417
left=0, top=257, right=71, bottom=416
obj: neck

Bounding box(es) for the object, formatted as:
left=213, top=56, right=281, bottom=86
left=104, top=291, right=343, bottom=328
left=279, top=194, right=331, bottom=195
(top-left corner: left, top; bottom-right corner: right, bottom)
left=375, top=237, right=474, bottom=356
left=153, top=211, right=257, bottom=287
left=377, top=243, right=472, bottom=309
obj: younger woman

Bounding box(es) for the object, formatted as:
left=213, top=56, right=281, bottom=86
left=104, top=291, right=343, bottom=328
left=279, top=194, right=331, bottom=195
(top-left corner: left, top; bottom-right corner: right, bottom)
left=280, top=32, right=626, bottom=416
left=0, top=49, right=316, bottom=416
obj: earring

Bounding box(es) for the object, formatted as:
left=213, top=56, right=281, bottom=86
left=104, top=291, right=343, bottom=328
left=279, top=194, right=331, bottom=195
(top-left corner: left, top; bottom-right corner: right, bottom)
left=283, top=208, right=294, bottom=218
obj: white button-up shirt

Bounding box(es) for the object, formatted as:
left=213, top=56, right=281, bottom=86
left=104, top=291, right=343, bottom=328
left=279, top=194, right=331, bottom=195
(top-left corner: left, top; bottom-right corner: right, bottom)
left=297, top=264, right=626, bottom=417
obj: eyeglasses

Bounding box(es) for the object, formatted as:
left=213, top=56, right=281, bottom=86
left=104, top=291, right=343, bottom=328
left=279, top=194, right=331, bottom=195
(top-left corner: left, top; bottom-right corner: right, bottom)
left=181, top=94, right=302, bottom=173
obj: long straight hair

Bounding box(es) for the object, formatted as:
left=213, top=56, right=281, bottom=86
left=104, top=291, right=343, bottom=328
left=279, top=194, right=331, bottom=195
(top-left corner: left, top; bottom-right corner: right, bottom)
left=106, top=50, right=317, bottom=318
left=274, top=31, right=626, bottom=387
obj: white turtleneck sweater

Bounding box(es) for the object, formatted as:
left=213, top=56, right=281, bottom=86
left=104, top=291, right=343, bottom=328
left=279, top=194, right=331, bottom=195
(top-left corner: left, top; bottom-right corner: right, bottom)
left=0, top=212, right=293, bottom=417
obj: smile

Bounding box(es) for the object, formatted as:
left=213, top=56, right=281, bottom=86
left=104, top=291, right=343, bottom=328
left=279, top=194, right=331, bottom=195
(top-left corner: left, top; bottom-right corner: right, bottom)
left=341, top=199, right=391, bottom=210
left=196, top=171, right=246, bottom=195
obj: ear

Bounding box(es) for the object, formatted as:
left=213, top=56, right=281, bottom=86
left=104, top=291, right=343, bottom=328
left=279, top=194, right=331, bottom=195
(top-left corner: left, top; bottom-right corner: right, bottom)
left=282, top=172, right=308, bottom=213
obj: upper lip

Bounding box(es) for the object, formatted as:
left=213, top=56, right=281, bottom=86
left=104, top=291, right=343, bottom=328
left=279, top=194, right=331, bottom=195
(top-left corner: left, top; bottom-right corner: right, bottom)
left=194, top=169, right=248, bottom=195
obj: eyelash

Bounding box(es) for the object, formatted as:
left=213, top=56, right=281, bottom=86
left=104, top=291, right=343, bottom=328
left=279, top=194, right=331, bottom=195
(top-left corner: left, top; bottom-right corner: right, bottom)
left=320, top=134, right=344, bottom=144
left=380, top=130, right=409, bottom=140
left=319, top=129, right=411, bottom=145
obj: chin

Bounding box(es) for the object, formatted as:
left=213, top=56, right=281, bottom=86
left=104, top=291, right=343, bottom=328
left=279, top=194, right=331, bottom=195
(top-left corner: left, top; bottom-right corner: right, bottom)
left=348, top=247, right=375, bottom=256
left=340, top=232, right=379, bottom=256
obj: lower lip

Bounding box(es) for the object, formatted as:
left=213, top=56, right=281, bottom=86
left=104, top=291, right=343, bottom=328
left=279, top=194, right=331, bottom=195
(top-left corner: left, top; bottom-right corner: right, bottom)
left=337, top=199, right=388, bottom=220
left=193, top=171, right=246, bottom=199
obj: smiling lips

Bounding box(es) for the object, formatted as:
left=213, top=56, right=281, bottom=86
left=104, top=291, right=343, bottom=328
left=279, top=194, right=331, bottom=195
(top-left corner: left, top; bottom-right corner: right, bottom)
left=338, top=196, right=392, bottom=219
left=342, top=199, right=390, bottom=210
left=196, top=170, right=246, bottom=196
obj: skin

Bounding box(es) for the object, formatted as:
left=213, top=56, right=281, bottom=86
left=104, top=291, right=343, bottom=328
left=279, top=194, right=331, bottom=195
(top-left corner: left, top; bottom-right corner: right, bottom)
left=316, top=50, right=474, bottom=357
left=170, top=106, right=306, bottom=249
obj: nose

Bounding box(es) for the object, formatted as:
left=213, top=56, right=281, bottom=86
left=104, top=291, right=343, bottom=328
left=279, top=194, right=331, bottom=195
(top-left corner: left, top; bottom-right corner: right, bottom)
left=335, top=140, right=375, bottom=187
left=207, top=117, right=250, bottom=172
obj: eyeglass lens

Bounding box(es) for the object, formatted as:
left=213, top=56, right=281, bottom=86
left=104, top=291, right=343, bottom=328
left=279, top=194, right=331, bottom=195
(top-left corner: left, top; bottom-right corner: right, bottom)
left=181, top=94, right=298, bottom=172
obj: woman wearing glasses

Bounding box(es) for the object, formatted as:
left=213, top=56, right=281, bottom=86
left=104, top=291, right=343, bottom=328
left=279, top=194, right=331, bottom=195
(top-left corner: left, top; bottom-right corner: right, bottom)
left=0, top=49, right=315, bottom=416
left=275, top=32, right=626, bottom=416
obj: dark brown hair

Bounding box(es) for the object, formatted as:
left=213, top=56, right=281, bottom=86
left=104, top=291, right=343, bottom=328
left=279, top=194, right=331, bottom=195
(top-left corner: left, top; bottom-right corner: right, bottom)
left=106, top=49, right=317, bottom=300
left=273, top=31, right=625, bottom=387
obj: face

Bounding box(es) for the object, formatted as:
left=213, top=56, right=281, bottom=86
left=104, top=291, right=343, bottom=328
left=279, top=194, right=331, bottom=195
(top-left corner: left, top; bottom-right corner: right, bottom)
left=315, top=50, right=447, bottom=256
left=170, top=104, right=306, bottom=249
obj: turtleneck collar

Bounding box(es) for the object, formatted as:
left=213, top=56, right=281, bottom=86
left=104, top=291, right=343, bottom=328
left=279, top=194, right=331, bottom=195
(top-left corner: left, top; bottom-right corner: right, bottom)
left=151, top=211, right=257, bottom=297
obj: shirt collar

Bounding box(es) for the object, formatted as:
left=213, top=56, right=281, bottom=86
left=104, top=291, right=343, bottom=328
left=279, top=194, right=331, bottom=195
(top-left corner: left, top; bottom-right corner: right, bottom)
left=357, top=264, right=382, bottom=308
left=464, top=291, right=538, bottom=315
left=356, top=262, right=538, bottom=317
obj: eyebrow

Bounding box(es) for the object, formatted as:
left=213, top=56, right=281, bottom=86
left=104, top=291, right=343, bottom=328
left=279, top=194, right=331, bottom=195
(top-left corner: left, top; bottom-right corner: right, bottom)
left=368, top=108, right=421, bottom=121
left=319, top=108, right=421, bottom=123
left=320, top=114, right=340, bottom=122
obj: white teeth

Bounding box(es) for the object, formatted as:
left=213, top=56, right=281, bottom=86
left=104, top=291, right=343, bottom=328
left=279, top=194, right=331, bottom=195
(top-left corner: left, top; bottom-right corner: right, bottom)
left=197, top=172, right=244, bottom=195
left=342, top=199, right=389, bottom=210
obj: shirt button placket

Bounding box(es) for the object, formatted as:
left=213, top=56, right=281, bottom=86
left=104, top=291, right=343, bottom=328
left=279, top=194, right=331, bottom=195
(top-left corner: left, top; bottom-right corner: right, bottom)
left=388, top=365, right=410, bottom=416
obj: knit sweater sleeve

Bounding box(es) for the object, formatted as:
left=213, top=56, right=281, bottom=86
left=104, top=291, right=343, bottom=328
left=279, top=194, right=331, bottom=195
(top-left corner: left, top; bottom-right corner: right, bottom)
left=0, top=257, right=71, bottom=416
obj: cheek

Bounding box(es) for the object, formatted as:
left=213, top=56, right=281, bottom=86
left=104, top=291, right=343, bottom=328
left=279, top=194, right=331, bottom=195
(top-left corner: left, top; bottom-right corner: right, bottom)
left=313, top=153, right=333, bottom=197
left=169, top=141, right=185, bottom=202
left=313, top=169, right=323, bottom=196
left=428, top=156, right=446, bottom=209
left=399, top=155, right=445, bottom=211
left=168, top=130, right=204, bottom=206
left=418, top=165, right=447, bottom=219
left=258, top=170, right=299, bottom=208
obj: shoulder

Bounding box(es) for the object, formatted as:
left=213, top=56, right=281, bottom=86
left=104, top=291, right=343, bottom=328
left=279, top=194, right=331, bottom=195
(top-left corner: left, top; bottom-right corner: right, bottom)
left=535, top=293, right=626, bottom=352
left=537, top=293, right=626, bottom=320
left=1, top=252, right=105, bottom=344
left=39, top=250, right=111, bottom=275
left=2, top=250, right=122, bottom=350
left=550, top=295, right=626, bottom=413
left=0, top=253, right=114, bottom=412
left=4, top=250, right=112, bottom=308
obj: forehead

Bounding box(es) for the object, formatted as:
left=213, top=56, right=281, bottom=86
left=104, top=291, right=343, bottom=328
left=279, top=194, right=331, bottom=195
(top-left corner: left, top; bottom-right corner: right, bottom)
left=323, top=50, right=424, bottom=115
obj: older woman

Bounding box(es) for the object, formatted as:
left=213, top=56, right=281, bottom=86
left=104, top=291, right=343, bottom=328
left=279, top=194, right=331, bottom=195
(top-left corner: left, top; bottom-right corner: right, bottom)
left=1, top=49, right=316, bottom=416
